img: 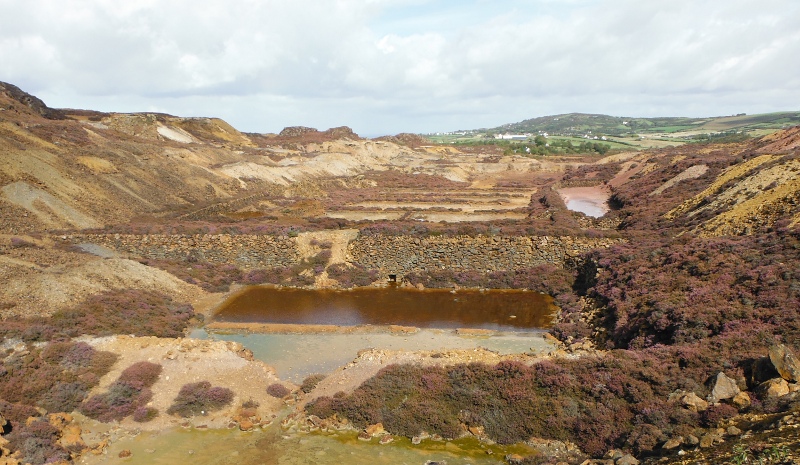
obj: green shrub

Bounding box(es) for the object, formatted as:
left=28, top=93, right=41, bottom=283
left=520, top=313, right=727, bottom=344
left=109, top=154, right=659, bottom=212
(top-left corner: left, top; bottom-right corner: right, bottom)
left=266, top=383, right=291, bottom=398
left=132, top=406, right=159, bottom=423
left=80, top=361, right=162, bottom=422
left=306, top=354, right=702, bottom=456
left=300, top=374, right=326, bottom=393
left=0, top=342, right=116, bottom=464
left=0, top=290, right=195, bottom=342
left=167, top=381, right=233, bottom=417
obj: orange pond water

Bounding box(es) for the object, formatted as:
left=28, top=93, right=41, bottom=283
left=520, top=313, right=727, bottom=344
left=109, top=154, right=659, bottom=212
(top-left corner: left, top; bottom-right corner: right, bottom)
left=213, top=287, right=556, bottom=332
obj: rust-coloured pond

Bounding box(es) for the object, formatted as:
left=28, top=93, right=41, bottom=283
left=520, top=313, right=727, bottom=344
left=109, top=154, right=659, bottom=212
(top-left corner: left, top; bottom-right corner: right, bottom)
left=213, top=287, right=555, bottom=331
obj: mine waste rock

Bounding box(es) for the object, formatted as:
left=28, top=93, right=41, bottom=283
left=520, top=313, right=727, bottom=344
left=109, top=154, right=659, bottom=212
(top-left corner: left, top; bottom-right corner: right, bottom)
left=708, top=372, right=740, bottom=403
left=323, top=126, right=360, bottom=140
left=669, top=390, right=709, bottom=412
left=731, top=391, right=751, bottom=410
left=758, top=378, right=790, bottom=398
left=279, top=126, right=318, bottom=137
left=769, top=344, right=800, bottom=382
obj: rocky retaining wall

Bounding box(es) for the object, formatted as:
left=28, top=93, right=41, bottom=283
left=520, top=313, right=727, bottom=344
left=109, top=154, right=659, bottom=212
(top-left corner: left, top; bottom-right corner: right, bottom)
left=67, top=234, right=299, bottom=268
left=65, top=233, right=620, bottom=274
left=349, top=235, right=620, bottom=275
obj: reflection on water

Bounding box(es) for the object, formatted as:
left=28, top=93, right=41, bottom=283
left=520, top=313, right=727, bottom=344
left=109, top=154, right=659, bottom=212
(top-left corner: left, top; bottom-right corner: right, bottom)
left=79, top=421, right=531, bottom=465
left=565, top=198, right=607, bottom=218
left=214, top=287, right=555, bottom=331
left=191, top=328, right=554, bottom=383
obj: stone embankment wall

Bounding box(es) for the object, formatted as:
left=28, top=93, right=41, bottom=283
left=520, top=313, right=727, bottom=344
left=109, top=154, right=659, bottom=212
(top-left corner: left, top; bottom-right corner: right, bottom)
left=65, top=233, right=620, bottom=273
left=349, top=235, right=620, bottom=275
left=68, top=234, right=299, bottom=268
left=178, top=192, right=273, bottom=220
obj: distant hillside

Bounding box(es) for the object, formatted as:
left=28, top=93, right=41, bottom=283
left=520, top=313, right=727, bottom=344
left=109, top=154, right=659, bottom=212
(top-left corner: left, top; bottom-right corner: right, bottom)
left=427, top=111, right=800, bottom=150
left=490, top=111, right=800, bottom=137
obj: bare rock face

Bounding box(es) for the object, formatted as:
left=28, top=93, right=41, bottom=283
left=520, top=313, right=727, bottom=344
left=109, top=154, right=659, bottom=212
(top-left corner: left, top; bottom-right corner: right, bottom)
left=708, top=372, right=740, bottom=403
left=769, top=344, right=800, bottom=383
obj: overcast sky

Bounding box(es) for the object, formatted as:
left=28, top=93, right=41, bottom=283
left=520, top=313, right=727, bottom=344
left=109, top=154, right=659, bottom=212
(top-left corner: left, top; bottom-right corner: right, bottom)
left=2, top=0, right=799, bottom=136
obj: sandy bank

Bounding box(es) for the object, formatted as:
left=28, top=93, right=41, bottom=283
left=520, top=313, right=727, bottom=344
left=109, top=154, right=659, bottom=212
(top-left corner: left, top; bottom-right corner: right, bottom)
left=83, top=335, right=291, bottom=431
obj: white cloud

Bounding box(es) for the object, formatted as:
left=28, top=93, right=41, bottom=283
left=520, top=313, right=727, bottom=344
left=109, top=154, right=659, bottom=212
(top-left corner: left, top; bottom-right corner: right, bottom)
left=0, top=0, right=798, bottom=135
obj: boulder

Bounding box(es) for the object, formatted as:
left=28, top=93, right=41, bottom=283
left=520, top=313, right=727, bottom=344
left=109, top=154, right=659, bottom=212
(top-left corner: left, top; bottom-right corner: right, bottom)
left=662, top=438, right=683, bottom=450
left=238, top=418, right=254, bottom=431
left=769, top=344, right=800, bottom=383
left=726, top=426, right=742, bottom=436
left=47, top=413, right=73, bottom=429
left=759, top=378, right=790, bottom=398
left=365, top=423, right=385, bottom=437
left=616, top=455, right=639, bottom=465
left=732, top=391, right=751, bottom=410
left=699, top=431, right=723, bottom=448
left=58, top=424, right=86, bottom=450
left=708, top=373, right=740, bottom=403
left=679, top=392, right=709, bottom=412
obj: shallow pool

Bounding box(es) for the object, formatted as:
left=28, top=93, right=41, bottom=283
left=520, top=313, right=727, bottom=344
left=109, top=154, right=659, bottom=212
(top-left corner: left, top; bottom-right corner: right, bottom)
left=213, top=287, right=555, bottom=332
left=78, top=422, right=534, bottom=465
left=192, top=328, right=553, bottom=382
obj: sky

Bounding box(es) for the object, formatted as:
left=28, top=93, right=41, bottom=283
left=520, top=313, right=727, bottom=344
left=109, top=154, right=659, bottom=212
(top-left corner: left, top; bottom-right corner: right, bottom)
left=1, top=0, right=799, bottom=137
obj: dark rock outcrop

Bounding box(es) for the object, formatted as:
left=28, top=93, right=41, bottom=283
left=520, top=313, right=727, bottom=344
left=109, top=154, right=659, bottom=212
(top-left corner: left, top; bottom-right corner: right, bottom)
left=279, top=126, right=318, bottom=137
left=0, top=81, right=66, bottom=119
